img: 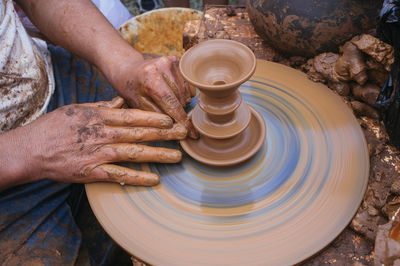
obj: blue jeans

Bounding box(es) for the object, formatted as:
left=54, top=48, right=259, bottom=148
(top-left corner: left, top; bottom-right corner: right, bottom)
left=0, top=45, right=130, bottom=265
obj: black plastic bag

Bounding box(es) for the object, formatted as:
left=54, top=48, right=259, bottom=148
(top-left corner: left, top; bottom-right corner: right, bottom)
left=375, top=0, right=400, bottom=147
left=137, top=0, right=160, bottom=13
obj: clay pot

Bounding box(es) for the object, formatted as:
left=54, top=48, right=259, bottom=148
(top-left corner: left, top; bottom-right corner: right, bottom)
left=179, top=39, right=256, bottom=139
left=246, top=0, right=383, bottom=57
left=179, top=39, right=266, bottom=166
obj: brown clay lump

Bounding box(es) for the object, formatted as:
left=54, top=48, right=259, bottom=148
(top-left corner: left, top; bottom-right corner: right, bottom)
left=351, top=34, right=394, bottom=72
left=334, top=42, right=368, bottom=85
left=301, top=34, right=394, bottom=119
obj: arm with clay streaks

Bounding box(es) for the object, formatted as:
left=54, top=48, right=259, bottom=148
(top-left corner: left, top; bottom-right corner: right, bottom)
left=15, top=0, right=198, bottom=138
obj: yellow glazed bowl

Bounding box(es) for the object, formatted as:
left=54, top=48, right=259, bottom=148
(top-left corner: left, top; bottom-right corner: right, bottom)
left=119, top=7, right=202, bottom=56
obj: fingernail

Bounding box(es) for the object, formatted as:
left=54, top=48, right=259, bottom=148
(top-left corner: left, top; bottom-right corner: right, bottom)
left=173, top=150, right=182, bottom=162
left=173, top=124, right=188, bottom=139
left=186, top=121, right=199, bottom=139
left=143, top=174, right=160, bottom=186
left=189, top=128, right=200, bottom=139
left=162, top=150, right=182, bottom=163
left=112, top=96, right=125, bottom=105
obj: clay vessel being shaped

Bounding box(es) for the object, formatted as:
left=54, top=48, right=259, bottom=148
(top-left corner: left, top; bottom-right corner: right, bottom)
left=179, top=39, right=266, bottom=166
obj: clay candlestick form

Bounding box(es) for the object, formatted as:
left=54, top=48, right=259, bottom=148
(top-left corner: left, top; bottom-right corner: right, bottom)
left=179, top=39, right=266, bottom=166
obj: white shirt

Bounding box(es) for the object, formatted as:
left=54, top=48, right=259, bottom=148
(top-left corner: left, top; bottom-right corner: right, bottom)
left=0, top=0, right=54, bottom=133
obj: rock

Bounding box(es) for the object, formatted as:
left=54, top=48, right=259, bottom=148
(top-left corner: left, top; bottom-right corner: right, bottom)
left=328, top=81, right=350, bottom=96
left=368, top=69, right=388, bottom=87
left=350, top=101, right=380, bottom=120
left=302, top=59, right=326, bottom=83
left=351, top=34, right=394, bottom=72
left=313, top=52, right=340, bottom=82
left=366, top=182, right=390, bottom=210
left=392, top=180, right=400, bottom=195
left=374, top=221, right=400, bottom=265
left=288, top=56, right=307, bottom=68
left=368, top=205, right=381, bottom=217
left=351, top=209, right=386, bottom=241
left=352, top=83, right=381, bottom=106
left=366, top=57, right=386, bottom=71
left=382, top=197, right=400, bottom=222
left=334, top=42, right=368, bottom=85
left=353, top=262, right=366, bottom=266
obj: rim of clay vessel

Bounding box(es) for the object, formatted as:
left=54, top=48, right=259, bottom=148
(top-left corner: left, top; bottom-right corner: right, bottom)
left=179, top=39, right=256, bottom=90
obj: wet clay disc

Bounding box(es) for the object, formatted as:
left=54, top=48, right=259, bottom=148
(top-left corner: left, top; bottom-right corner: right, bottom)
left=86, top=60, right=369, bottom=265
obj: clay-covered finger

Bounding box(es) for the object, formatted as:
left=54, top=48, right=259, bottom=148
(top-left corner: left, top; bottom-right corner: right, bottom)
left=144, top=76, right=198, bottom=138
left=108, top=123, right=187, bottom=143
left=138, top=95, right=163, bottom=113
left=101, top=144, right=182, bottom=163
left=182, top=120, right=199, bottom=139
left=168, top=56, right=191, bottom=104
left=170, top=60, right=191, bottom=106
left=162, top=72, right=186, bottom=107
left=142, top=58, right=199, bottom=139
left=98, top=108, right=173, bottom=128
left=79, top=96, right=125, bottom=109
left=184, top=81, right=194, bottom=104
left=90, top=164, right=160, bottom=186
left=188, top=82, right=196, bottom=97
left=152, top=56, right=186, bottom=106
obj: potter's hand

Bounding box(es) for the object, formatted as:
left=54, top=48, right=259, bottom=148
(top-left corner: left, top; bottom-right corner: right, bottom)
left=112, top=56, right=199, bottom=139
left=16, top=0, right=197, bottom=138
left=2, top=97, right=187, bottom=187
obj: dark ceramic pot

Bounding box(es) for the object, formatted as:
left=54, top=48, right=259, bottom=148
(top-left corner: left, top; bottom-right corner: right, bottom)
left=246, top=0, right=383, bottom=57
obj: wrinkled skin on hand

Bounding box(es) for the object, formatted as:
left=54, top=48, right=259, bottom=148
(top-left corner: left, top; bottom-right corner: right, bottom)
left=25, top=97, right=187, bottom=186
left=113, top=56, right=199, bottom=139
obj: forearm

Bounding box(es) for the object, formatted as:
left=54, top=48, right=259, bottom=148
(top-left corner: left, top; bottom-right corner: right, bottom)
left=0, top=127, right=38, bottom=190
left=15, top=0, right=144, bottom=86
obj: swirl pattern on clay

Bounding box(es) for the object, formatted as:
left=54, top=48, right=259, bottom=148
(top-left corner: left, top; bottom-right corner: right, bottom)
left=86, top=60, right=369, bottom=265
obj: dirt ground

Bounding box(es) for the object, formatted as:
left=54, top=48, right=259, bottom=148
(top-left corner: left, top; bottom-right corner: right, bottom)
left=121, top=0, right=246, bottom=15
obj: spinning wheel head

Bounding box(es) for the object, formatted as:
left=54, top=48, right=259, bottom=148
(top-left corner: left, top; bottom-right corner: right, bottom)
left=86, top=60, right=370, bottom=265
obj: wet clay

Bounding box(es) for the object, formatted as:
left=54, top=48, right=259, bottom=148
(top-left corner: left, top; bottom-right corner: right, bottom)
left=179, top=39, right=266, bottom=165
left=181, top=106, right=266, bottom=166
left=86, top=60, right=369, bottom=266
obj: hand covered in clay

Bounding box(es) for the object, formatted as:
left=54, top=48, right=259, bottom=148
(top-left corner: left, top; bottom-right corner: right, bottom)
left=112, top=56, right=199, bottom=139
left=20, top=97, right=187, bottom=186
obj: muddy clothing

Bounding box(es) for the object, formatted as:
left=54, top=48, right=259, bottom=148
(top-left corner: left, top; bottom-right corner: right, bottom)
left=0, top=44, right=126, bottom=265
left=0, top=0, right=54, bottom=133
left=0, top=1, right=127, bottom=264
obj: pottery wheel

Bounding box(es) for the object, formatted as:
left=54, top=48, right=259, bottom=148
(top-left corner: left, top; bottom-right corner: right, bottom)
left=86, top=60, right=369, bottom=265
